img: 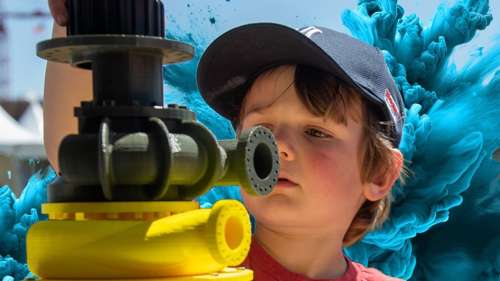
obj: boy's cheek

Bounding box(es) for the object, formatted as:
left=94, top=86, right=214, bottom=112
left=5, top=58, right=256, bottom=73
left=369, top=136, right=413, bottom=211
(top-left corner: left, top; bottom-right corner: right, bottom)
left=303, top=152, right=362, bottom=201
left=305, top=146, right=360, bottom=182
left=305, top=152, right=341, bottom=180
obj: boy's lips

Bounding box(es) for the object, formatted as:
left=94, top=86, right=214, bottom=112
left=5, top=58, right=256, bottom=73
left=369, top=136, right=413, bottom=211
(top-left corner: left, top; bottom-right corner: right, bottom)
left=276, top=179, right=298, bottom=188
left=276, top=174, right=299, bottom=188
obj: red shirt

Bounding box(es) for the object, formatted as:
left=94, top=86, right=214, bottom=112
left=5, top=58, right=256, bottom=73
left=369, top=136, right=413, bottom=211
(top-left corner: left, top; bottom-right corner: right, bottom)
left=240, top=239, right=403, bottom=281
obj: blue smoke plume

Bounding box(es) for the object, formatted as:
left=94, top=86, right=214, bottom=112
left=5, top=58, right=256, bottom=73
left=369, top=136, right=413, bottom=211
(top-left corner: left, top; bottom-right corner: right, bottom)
left=0, top=169, right=56, bottom=281
left=0, top=0, right=497, bottom=280
left=338, top=1, right=498, bottom=280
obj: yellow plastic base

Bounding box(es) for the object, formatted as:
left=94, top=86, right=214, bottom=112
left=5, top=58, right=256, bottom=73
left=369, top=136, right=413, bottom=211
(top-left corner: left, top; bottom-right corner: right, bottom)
left=33, top=267, right=252, bottom=281
left=27, top=200, right=253, bottom=280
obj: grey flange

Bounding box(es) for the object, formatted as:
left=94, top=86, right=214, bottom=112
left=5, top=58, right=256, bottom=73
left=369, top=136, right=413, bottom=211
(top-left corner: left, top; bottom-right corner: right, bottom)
left=37, top=34, right=194, bottom=67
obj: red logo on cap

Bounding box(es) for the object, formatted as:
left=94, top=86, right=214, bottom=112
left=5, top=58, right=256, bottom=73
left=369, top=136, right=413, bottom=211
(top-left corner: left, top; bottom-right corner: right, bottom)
left=384, top=89, right=400, bottom=120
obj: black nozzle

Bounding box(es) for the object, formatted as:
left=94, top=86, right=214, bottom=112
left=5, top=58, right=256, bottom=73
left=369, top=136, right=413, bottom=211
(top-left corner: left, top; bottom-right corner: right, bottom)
left=217, top=126, right=279, bottom=196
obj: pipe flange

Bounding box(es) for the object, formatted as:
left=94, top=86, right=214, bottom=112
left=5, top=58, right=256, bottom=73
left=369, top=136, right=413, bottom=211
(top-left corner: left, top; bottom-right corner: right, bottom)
left=37, top=35, right=194, bottom=67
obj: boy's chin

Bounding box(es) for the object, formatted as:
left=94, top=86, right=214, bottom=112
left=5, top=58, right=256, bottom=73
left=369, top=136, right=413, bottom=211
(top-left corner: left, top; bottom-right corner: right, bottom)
left=243, top=191, right=297, bottom=210
left=245, top=197, right=305, bottom=224
left=253, top=213, right=314, bottom=233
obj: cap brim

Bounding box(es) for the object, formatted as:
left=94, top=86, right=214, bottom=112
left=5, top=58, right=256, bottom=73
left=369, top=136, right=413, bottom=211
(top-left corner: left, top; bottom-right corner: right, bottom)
left=197, top=23, right=359, bottom=122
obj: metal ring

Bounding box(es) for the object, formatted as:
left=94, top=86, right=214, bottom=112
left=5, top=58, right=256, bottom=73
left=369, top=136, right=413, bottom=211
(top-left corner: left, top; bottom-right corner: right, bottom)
left=148, top=117, right=173, bottom=200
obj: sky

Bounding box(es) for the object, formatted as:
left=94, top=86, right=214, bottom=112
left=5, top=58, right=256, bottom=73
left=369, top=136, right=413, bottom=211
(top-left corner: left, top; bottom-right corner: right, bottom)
left=1, top=0, right=498, bottom=100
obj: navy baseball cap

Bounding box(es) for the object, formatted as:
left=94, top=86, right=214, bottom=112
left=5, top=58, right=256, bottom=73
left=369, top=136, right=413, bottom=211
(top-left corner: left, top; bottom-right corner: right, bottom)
left=197, top=23, right=405, bottom=146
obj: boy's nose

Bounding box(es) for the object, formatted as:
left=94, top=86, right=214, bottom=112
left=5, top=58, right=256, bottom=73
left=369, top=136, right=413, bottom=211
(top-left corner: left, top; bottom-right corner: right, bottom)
left=273, top=129, right=296, bottom=161
left=280, top=149, right=293, bottom=161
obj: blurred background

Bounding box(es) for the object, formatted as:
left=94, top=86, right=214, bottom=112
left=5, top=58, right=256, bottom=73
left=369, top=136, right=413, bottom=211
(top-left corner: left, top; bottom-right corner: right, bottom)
left=0, top=0, right=49, bottom=195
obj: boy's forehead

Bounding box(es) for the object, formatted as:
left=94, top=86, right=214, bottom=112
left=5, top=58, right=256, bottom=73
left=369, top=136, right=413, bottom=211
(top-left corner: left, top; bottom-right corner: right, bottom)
left=243, top=65, right=295, bottom=111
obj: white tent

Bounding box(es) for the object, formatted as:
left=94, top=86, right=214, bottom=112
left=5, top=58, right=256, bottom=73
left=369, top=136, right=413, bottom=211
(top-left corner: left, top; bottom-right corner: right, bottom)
left=0, top=104, right=45, bottom=158
left=19, top=100, right=44, bottom=138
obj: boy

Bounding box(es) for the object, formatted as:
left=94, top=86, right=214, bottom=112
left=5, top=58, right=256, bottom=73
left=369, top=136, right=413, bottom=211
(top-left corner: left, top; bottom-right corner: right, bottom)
left=47, top=3, right=405, bottom=279
left=196, top=23, right=405, bottom=280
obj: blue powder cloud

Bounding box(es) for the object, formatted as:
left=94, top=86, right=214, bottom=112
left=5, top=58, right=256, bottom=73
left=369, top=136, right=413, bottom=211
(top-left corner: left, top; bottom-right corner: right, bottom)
left=0, top=169, right=55, bottom=281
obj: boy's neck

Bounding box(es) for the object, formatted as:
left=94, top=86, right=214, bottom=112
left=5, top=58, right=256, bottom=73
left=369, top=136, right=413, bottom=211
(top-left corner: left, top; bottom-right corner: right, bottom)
left=254, top=222, right=348, bottom=279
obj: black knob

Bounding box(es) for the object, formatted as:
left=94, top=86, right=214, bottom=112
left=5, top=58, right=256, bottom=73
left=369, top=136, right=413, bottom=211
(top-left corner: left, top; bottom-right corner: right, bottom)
left=67, top=0, right=165, bottom=37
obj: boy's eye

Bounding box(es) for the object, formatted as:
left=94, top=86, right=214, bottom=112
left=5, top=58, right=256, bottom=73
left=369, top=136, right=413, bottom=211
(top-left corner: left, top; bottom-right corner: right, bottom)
left=305, top=128, right=331, bottom=138
left=255, top=123, right=273, bottom=130
left=252, top=124, right=331, bottom=139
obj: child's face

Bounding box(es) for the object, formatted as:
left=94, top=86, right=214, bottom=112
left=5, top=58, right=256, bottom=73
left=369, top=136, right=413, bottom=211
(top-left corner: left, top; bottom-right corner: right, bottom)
left=238, top=65, right=369, bottom=234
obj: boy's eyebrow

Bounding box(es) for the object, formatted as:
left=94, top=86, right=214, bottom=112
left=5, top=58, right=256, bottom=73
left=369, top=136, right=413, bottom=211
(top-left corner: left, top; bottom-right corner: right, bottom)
left=246, top=103, right=327, bottom=123
left=245, top=104, right=270, bottom=116
left=245, top=107, right=350, bottom=132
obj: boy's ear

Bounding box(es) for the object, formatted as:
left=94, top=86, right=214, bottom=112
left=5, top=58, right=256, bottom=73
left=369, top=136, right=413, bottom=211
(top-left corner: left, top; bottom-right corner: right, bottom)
left=363, top=148, right=403, bottom=202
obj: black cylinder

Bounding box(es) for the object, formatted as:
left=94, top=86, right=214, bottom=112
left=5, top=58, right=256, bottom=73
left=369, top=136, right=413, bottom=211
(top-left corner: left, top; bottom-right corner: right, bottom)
left=67, top=0, right=165, bottom=36
left=92, top=52, right=163, bottom=106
